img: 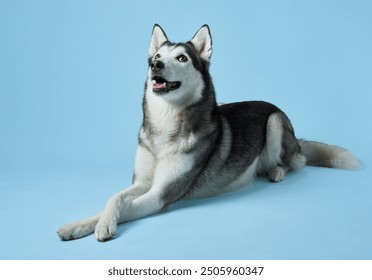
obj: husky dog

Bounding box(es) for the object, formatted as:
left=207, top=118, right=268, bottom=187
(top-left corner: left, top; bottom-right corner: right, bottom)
left=57, top=24, right=359, bottom=242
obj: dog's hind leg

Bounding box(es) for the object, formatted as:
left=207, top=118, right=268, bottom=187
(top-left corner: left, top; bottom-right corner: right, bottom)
left=260, top=112, right=306, bottom=182
left=279, top=113, right=306, bottom=177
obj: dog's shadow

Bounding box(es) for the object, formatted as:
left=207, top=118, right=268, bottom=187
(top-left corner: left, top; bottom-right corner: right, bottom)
left=177, top=169, right=307, bottom=212
left=173, top=178, right=271, bottom=211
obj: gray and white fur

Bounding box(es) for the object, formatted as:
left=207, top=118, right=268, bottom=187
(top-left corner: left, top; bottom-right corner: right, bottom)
left=57, top=24, right=359, bottom=242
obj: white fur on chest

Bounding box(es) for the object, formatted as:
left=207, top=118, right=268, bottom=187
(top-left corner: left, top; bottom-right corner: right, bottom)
left=146, top=91, right=181, bottom=133
left=143, top=92, right=198, bottom=157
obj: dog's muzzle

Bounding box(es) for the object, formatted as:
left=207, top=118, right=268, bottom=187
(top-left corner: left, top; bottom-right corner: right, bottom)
left=150, top=60, right=181, bottom=94
left=152, top=76, right=181, bottom=94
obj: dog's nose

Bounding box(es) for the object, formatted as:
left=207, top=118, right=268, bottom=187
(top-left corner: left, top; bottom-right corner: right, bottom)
left=151, top=60, right=164, bottom=71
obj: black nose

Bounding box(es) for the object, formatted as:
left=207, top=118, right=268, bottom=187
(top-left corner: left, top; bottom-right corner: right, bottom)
left=151, top=60, right=164, bottom=71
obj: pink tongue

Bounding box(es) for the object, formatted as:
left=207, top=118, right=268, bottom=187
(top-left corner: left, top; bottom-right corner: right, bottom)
left=153, top=82, right=166, bottom=89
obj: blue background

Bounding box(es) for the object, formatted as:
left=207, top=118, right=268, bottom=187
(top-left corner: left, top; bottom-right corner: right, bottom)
left=0, top=0, right=371, bottom=259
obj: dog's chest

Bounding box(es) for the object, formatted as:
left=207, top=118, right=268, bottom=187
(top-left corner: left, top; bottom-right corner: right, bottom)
left=141, top=125, right=196, bottom=158
left=142, top=106, right=197, bottom=157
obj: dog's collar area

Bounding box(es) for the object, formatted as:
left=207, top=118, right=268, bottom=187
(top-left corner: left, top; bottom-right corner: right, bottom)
left=152, top=76, right=181, bottom=94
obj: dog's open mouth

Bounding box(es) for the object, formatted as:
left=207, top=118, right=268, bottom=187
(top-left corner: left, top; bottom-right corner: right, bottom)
left=152, top=76, right=181, bottom=93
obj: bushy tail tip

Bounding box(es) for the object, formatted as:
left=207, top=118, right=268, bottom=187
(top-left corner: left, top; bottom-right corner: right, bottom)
left=299, top=140, right=360, bottom=170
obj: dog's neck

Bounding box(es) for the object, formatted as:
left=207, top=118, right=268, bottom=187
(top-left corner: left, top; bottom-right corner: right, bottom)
left=142, top=89, right=218, bottom=138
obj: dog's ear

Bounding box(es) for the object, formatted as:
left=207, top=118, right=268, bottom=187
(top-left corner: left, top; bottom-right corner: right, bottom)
left=191, top=25, right=212, bottom=61
left=149, top=24, right=168, bottom=57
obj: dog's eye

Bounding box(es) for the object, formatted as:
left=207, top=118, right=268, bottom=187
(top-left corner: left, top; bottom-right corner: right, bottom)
left=177, top=55, right=188, bottom=62
left=154, top=53, right=161, bottom=60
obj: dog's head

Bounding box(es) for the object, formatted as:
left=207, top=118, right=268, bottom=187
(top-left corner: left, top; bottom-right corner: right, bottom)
left=146, top=24, right=212, bottom=104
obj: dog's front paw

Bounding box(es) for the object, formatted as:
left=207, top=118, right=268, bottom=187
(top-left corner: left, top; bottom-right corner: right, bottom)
left=57, top=221, right=95, bottom=241
left=95, top=217, right=117, bottom=242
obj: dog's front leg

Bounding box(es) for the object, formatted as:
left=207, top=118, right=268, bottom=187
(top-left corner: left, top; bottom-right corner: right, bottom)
left=95, top=187, right=166, bottom=241
left=95, top=153, right=194, bottom=242
left=94, top=183, right=155, bottom=241
left=57, top=183, right=149, bottom=241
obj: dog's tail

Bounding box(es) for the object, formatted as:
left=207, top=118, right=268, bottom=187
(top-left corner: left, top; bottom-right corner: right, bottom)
left=298, top=140, right=360, bottom=170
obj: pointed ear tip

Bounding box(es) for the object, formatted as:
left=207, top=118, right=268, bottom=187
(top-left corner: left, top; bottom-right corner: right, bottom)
left=153, top=24, right=166, bottom=33
left=199, top=24, right=212, bottom=40
left=201, top=24, right=210, bottom=31
left=201, top=24, right=212, bottom=44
